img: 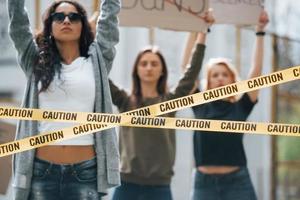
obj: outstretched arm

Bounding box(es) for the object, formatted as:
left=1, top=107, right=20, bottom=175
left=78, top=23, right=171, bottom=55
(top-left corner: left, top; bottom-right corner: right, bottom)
left=247, top=10, right=269, bottom=102
left=181, top=32, right=197, bottom=73
left=171, top=11, right=215, bottom=98
left=109, top=79, right=129, bottom=110
left=89, top=11, right=100, bottom=37
left=176, top=10, right=214, bottom=96
left=95, top=0, right=121, bottom=72
left=171, top=32, right=207, bottom=98
left=7, top=0, right=38, bottom=76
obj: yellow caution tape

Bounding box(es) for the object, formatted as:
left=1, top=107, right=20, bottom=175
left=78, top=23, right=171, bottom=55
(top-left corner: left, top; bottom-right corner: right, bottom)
left=0, top=66, right=299, bottom=157
left=0, top=117, right=300, bottom=157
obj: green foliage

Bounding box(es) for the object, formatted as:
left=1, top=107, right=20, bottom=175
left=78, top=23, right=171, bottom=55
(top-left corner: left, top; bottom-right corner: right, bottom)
left=278, top=137, right=300, bottom=161
left=277, top=99, right=300, bottom=161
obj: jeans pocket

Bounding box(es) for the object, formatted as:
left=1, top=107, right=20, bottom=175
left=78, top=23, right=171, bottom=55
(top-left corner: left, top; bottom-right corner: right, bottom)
left=32, top=162, right=51, bottom=180
left=74, top=165, right=97, bottom=183
left=229, top=168, right=252, bottom=186
left=194, top=171, right=209, bottom=188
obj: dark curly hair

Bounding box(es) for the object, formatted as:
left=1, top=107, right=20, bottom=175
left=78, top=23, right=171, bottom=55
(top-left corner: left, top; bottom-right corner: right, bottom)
left=35, top=0, right=94, bottom=92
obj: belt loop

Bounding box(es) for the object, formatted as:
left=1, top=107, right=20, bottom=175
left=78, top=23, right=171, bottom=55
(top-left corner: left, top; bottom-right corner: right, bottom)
left=46, top=162, right=53, bottom=174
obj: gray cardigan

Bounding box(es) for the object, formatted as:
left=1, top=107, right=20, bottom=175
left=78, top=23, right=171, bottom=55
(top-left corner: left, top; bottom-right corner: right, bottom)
left=7, top=0, right=121, bottom=199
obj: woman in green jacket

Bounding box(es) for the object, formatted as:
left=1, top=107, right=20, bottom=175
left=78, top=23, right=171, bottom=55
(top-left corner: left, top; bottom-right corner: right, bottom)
left=110, top=12, right=215, bottom=200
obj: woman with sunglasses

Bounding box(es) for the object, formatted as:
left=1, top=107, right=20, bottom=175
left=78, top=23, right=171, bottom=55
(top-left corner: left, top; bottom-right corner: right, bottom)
left=7, top=0, right=120, bottom=199
left=108, top=12, right=215, bottom=200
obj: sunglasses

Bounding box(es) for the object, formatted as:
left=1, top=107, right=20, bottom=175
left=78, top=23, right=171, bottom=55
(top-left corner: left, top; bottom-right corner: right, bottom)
left=51, top=12, right=83, bottom=24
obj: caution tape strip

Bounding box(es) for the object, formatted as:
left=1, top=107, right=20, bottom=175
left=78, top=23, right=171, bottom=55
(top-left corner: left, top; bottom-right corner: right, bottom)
left=1, top=66, right=300, bottom=123
left=1, top=117, right=300, bottom=157
left=0, top=66, right=299, bottom=157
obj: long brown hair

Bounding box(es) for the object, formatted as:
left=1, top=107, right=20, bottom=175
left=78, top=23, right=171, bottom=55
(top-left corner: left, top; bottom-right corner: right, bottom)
left=34, top=0, right=94, bottom=92
left=131, top=46, right=168, bottom=105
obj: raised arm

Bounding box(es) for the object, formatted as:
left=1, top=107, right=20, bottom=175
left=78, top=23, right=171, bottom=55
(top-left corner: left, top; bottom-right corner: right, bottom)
left=109, top=79, right=130, bottom=110
left=169, top=33, right=207, bottom=99
left=247, top=10, right=269, bottom=102
left=7, top=0, right=38, bottom=76
left=172, top=10, right=214, bottom=98
left=181, top=32, right=197, bottom=73
left=95, top=0, right=121, bottom=72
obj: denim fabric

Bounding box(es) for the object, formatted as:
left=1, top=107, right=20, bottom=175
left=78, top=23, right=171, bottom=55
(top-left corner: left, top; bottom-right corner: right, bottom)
left=29, top=157, right=103, bottom=200
left=112, top=181, right=172, bottom=200
left=191, top=167, right=257, bottom=200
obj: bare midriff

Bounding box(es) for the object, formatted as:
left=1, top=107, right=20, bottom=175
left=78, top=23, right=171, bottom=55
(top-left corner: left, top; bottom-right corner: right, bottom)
left=36, top=145, right=96, bottom=164
left=198, top=166, right=240, bottom=174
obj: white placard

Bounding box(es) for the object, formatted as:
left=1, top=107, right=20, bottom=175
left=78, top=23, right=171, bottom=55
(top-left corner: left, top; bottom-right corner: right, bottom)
left=211, top=0, right=264, bottom=25
left=119, top=0, right=209, bottom=32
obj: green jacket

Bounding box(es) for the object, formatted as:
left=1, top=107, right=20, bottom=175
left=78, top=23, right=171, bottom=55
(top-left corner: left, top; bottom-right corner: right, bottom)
left=109, top=44, right=205, bottom=185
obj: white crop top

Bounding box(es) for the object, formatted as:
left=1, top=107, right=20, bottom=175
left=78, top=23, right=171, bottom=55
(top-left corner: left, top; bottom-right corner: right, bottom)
left=38, top=57, right=95, bottom=145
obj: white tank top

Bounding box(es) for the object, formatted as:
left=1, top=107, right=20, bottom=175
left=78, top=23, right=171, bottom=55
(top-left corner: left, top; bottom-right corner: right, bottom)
left=38, top=57, right=95, bottom=145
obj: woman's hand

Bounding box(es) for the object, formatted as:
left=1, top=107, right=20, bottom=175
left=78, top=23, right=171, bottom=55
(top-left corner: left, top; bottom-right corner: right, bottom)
left=256, top=10, right=269, bottom=32
left=89, top=11, right=100, bottom=37
left=196, top=9, right=215, bottom=43
left=203, top=8, right=215, bottom=28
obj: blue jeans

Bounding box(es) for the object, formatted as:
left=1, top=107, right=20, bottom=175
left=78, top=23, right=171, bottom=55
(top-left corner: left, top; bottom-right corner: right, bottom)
left=29, top=157, right=103, bottom=200
left=112, top=181, right=172, bottom=200
left=191, top=167, right=257, bottom=200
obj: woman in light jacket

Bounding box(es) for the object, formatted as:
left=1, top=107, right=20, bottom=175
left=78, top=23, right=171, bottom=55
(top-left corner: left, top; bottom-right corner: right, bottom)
left=7, top=0, right=120, bottom=199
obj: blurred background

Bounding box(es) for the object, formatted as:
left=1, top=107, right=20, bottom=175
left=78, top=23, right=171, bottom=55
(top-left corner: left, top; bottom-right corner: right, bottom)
left=0, top=0, right=299, bottom=199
